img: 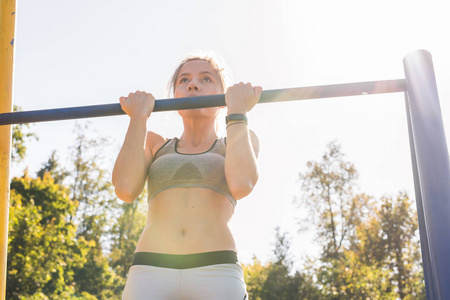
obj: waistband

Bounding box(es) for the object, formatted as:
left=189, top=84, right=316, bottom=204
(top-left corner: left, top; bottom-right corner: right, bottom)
left=132, top=251, right=238, bottom=269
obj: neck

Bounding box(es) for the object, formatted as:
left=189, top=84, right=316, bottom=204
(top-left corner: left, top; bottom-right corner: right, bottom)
left=180, top=116, right=218, bottom=147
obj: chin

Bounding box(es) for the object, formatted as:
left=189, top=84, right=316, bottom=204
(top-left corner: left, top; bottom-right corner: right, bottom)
left=178, top=107, right=219, bottom=118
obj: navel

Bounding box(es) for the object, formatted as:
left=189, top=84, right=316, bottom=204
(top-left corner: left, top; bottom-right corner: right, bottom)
left=180, top=229, right=186, bottom=236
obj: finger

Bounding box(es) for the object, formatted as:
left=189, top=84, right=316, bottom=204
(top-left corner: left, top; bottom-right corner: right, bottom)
left=254, top=86, right=263, bottom=98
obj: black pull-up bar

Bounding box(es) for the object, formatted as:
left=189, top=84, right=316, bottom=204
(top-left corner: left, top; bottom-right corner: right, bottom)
left=0, top=79, right=405, bottom=126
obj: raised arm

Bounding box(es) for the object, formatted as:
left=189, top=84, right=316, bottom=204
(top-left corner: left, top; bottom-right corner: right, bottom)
left=224, top=83, right=262, bottom=200
left=112, top=91, right=156, bottom=203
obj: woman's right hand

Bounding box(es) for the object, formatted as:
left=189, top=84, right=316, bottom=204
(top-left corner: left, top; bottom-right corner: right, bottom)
left=119, top=90, right=156, bottom=119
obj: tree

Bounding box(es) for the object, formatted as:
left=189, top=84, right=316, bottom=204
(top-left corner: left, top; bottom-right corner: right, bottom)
left=296, top=142, right=425, bottom=299
left=243, top=228, right=321, bottom=300
left=37, top=151, right=70, bottom=185
left=377, top=193, right=425, bottom=299
left=71, top=246, right=122, bottom=300
left=242, top=256, right=269, bottom=300
left=315, top=244, right=396, bottom=299
left=7, top=171, right=91, bottom=299
left=11, top=105, right=38, bottom=163
left=36, top=124, right=123, bottom=299
left=109, top=191, right=147, bottom=279
left=261, top=227, right=321, bottom=300
left=328, top=194, right=426, bottom=299
left=9, top=122, right=126, bottom=299
left=343, top=212, right=396, bottom=298
left=66, top=123, right=122, bottom=299
left=297, top=141, right=371, bottom=259
left=68, top=123, right=117, bottom=244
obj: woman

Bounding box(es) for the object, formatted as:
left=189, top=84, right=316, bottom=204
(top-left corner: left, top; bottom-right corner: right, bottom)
left=113, top=55, right=262, bottom=300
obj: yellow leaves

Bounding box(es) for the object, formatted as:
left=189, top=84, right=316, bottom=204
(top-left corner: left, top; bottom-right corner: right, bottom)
left=8, top=268, right=18, bottom=275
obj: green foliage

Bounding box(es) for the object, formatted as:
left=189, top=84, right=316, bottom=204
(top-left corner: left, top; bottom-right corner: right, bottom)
left=37, top=151, right=69, bottom=185
left=11, top=105, right=38, bottom=163
left=66, top=124, right=122, bottom=299
left=68, top=123, right=118, bottom=243
left=377, top=194, right=426, bottom=299
left=244, top=228, right=321, bottom=300
left=109, top=192, right=147, bottom=279
left=298, top=141, right=371, bottom=259
left=315, top=250, right=396, bottom=299
left=243, top=256, right=268, bottom=300
left=8, top=124, right=124, bottom=299
left=316, top=193, right=426, bottom=299
left=297, top=142, right=426, bottom=299
left=312, top=194, right=426, bottom=299
left=7, top=131, right=427, bottom=299
left=72, top=247, right=122, bottom=299
left=7, top=171, right=91, bottom=299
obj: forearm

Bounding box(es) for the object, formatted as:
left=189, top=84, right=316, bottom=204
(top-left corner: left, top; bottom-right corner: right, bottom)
left=225, top=123, right=259, bottom=200
left=112, top=116, right=149, bottom=201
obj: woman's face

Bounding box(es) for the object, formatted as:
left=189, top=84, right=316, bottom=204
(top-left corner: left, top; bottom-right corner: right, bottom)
left=174, top=60, right=223, bottom=98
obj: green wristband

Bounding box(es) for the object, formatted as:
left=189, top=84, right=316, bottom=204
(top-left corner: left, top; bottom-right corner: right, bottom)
left=226, top=114, right=247, bottom=124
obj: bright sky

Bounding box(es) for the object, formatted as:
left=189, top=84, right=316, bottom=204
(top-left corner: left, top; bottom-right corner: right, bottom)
left=11, top=0, right=450, bottom=269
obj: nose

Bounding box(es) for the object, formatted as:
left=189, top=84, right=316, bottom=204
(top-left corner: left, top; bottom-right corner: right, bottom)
left=187, top=81, right=199, bottom=92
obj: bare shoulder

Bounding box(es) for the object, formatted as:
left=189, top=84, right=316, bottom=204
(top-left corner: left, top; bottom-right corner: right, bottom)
left=146, top=131, right=168, bottom=157
left=249, top=129, right=260, bottom=157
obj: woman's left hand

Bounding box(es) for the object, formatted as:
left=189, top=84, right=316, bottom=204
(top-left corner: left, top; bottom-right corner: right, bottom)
left=225, top=82, right=263, bottom=114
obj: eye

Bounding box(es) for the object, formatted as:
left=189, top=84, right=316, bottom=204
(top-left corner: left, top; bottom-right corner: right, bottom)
left=202, top=76, right=212, bottom=83
left=179, top=77, right=189, bottom=84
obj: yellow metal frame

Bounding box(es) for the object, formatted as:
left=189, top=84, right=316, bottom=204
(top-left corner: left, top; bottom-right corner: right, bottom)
left=0, top=0, right=16, bottom=299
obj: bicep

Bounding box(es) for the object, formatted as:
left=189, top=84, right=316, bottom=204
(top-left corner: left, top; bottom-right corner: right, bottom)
left=249, top=130, right=260, bottom=158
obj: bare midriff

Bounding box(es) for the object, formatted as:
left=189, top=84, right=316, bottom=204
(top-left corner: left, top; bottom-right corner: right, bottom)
left=135, top=187, right=236, bottom=254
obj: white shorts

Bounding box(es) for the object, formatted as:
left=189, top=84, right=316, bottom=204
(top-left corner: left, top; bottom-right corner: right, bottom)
left=122, top=263, right=248, bottom=300
left=122, top=251, right=248, bottom=300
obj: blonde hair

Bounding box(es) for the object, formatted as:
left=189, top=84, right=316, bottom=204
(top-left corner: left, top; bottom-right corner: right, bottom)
left=167, top=53, right=230, bottom=97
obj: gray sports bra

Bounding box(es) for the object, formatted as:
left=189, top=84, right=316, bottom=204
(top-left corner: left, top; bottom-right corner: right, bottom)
left=147, top=138, right=236, bottom=207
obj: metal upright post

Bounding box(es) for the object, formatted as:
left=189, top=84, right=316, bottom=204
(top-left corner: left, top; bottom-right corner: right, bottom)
left=403, top=49, right=450, bottom=299
left=404, top=92, right=435, bottom=299
left=0, top=1, right=16, bottom=299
